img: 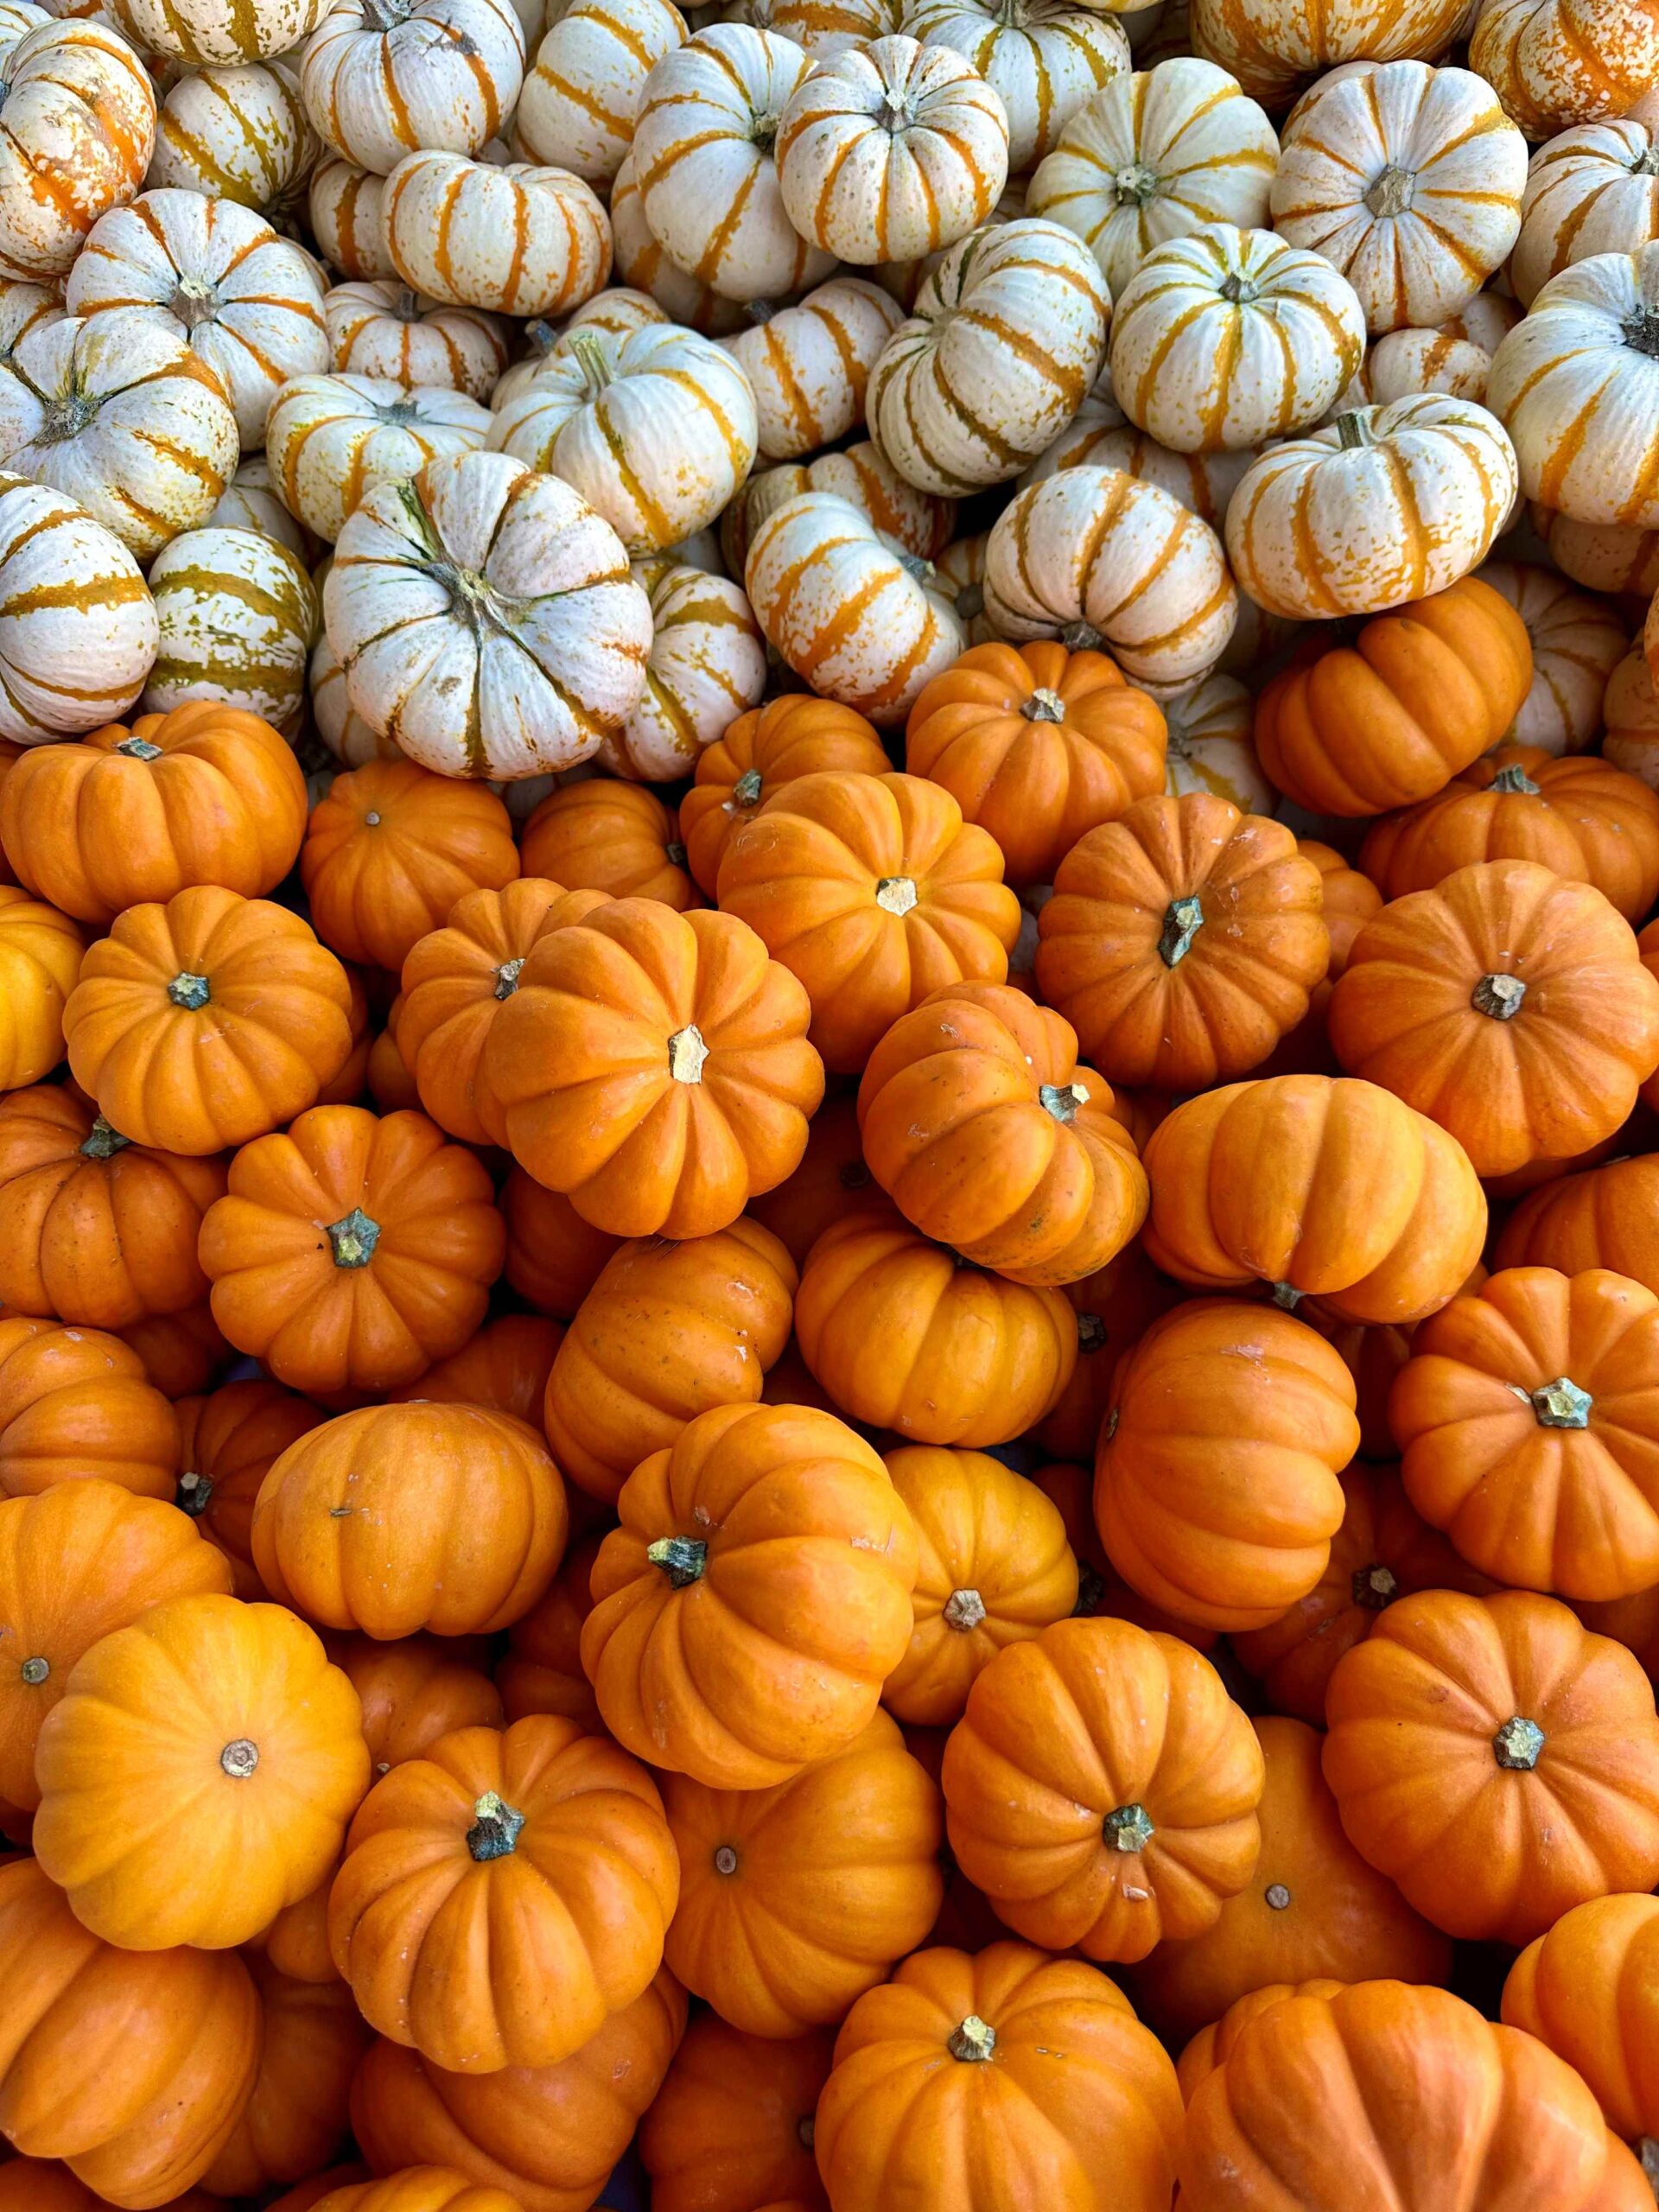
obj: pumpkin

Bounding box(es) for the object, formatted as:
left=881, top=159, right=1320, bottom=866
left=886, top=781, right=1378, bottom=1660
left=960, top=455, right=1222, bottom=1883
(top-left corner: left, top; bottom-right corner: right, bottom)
left=721, top=278, right=901, bottom=465
left=793, top=1204, right=1076, bottom=1443
left=0, top=1856, right=261, bottom=2203
left=1497, top=1153, right=1659, bottom=1296
left=142, top=526, right=318, bottom=735
left=1017, top=356, right=1257, bottom=525
left=984, top=465, right=1238, bottom=691
left=207, top=453, right=316, bottom=558
left=855, top=979, right=1149, bottom=1285
left=1034, top=792, right=1328, bottom=1090
left=724, top=439, right=957, bottom=576
left=204, top=1962, right=370, bottom=2196
left=387, top=1314, right=561, bottom=1427
left=1159, top=674, right=1274, bottom=813
left=661, top=1707, right=942, bottom=2034
left=325, top=282, right=511, bottom=404
left=639, top=2018, right=831, bottom=2212
left=309, top=156, right=395, bottom=281
left=1323, top=1588, right=1659, bottom=1944
left=252, top=1400, right=566, bottom=1637
left=149, top=56, right=318, bottom=215
left=1605, top=651, right=1659, bottom=789
left=175, top=1376, right=326, bottom=1598
left=300, top=0, right=525, bottom=175
left=1175, top=1978, right=1349, bottom=2102
left=494, top=1534, right=602, bottom=1732
left=0, top=886, right=79, bottom=1092
left=301, top=758, right=519, bottom=973
left=265, top=372, right=492, bottom=544
left=500, top=1168, right=620, bottom=1319
left=199, top=1103, right=505, bottom=1395
left=520, top=779, right=694, bottom=907
left=1514, top=110, right=1659, bottom=308
left=1033, top=1245, right=1184, bottom=1464
left=321, top=1636, right=499, bottom=1772
left=607, top=558, right=767, bottom=782
left=543, top=1217, right=796, bottom=1504
left=747, top=1092, right=873, bottom=1267
left=348, top=1971, right=687, bottom=2212
left=0, top=2161, right=231, bottom=2211
left=0, top=1312, right=179, bottom=1500
left=0, top=474, right=157, bottom=747
left=817, top=1940, right=1182, bottom=2212
left=1327, top=860, right=1659, bottom=1179
left=1502, top=1891, right=1659, bottom=2158
left=1484, top=561, right=1628, bottom=758
left=310, top=627, right=399, bottom=768
left=1142, top=1075, right=1489, bottom=1325
left=513, top=0, right=688, bottom=186
left=607, top=148, right=752, bottom=338
left=1027, top=54, right=1278, bottom=301
left=1341, top=325, right=1496, bottom=411
left=384, top=151, right=612, bottom=318
left=298, top=2170, right=531, bottom=2212
left=0, top=21, right=155, bottom=283
left=581, top=1400, right=918, bottom=1788
left=1187, top=0, right=1467, bottom=105
left=1535, top=499, right=1659, bottom=594
left=680, top=693, right=887, bottom=898
left=905, top=0, right=1129, bottom=174
left=1471, top=0, right=1659, bottom=140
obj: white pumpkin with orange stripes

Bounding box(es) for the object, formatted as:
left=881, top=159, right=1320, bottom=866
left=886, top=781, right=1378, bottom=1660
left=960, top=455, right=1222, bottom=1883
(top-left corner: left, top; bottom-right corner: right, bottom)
left=867, top=216, right=1111, bottom=497
left=744, top=487, right=964, bottom=723
left=489, top=293, right=664, bottom=412
left=601, top=555, right=766, bottom=779
left=514, top=0, right=687, bottom=184
left=936, top=529, right=993, bottom=641
left=325, top=279, right=512, bottom=401
left=1469, top=0, right=1659, bottom=142
left=308, top=157, right=395, bottom=279
left=983, top=463, right=1236, bottom=690
left=766, top=0, right=905, bottom=51
left=112, top=0, right=327, bottom=62
left=903, top=0, right=1129, bottom=173
left=0, top=19, right=156, bottom=283
left=721, top=276, right=899, bottom=462
left=1027, top=55, right=1279, bottom=298
left=1603, top=649, right=1659, bottom=788
left=722, top=437, right=955, bottom=571
left=310, top=620, right=398, bottom=763
left=207, top=454, right=316, bottom=560
left=1477, top=560, right=1628, bottom=757
left=874, top=172, right=1025, bottom=310
left=1334, top=328, right=1493, bottom=413
left=774, top=35, right=1008, bottom=266
left=323, top=446, right=653, bottom=778
left=142, top=524, right=319, bottom=733
left=486, top=319, right=757, bottom=551
left=607, top=148, right=751, bottom=335
left=1531, top=502, right=1659, bottom=597
left=1487, top=245, right=1659, bottom=531
left=0, top=471, right=157, bottom=742
left=1224, top=394, right=1519, bottom=620
left=1512, top=105, right=1659, bottom=308
left=384, top=149, right=612, bottom=315
left=148, top=59, right=318, bottom=216
left=1187, top=0, right=1467, bottom=107
left=1020, top=361, right=1253, bottom=528
left=300, top=0, right=525, bottom=175
left=1161, top=672, right=1273, bottom=813
left=265, top=372, right=492, bottom=541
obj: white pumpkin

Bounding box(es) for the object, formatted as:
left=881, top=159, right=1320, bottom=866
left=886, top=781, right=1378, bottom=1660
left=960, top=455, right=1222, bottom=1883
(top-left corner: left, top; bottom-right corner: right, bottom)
left=765, top=0, right=904, bottom=51
left=1108, top=223, right=1366, bottom=456
left=1019, top=359, right=1253, bottom=526
left=1602, top=649, right=1659, bottom=789
left=0, top=277, right=60, bottom=365
left=744, top=486, right=964, bottom=722
left=1270, top=62, right=1527, bottom=339
left=1335, top=327, right=1492, bottom=412
left=1476, top=560, right=1628, bottom=756
left=310, top=620, right=399, bottom=763
left=486, top=319, right=757, bottom=551
left=867, top=216, right=1111, bottom=496
left=775, top=35, right=1009, bottom=266
left=1530, top=500, right=1659, bottom=596
left=601, top=555, right=766, bottom=777
left=324, top=446, right=653, bottom=779
left=722, top=436, right=955, bottom=571
left=608, top=147, right=753, bottom=335
left=1487, top=244, right=1659, bottom=531
left=325, top=279, right=512, bottom=401
left=308, top=157, right=395, bottom=280
left=1469, top=0, right=1659, bottom=143
left=0, top=311, right=238, bottom=560
left=1161, top=671, right=1274, bottom=813
left=207, top=454, right=317, bottom=560
left=514, top=0, right=687, bottom=184
left=0, top=20, right=155, bottom=283
left=1027, top=55, right=1279, bottom=299
left=874, top=172, right=1024, bottom=311
left=66, top=189, right=328, bottom=449
left=902, top=0, right=1129, bottom=174
left=721, top=277, right=900, bottom=461
left=1187, top=0, right=1467, bottom=108
left=112, top=0, right=330, bottom=60
left=1441, top=293, right=1522, bottom=353
left=0, top=470, right=157, bottom=742
left=982, top=463, right=1237, bottom=690
left=148, top=60, right=319, bottom=216
left=1224, top=394, right=1520, bottom=621
left=383, top=150, right=613, bottom=316
left=1512, top=106, right=1659, bottom=309
left=300, top=0, right=526, bottom=177
left=265, top=372, right=492, bottom=541
left=935, top=529, right=992, bottom=642
left=490, top=293, right=667, bottom=412
left=143, top=524, right=319, bottom=732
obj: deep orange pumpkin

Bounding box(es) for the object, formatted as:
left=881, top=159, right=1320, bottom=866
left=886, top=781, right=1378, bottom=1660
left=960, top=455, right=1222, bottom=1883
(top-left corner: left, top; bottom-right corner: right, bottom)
left=500, top=1167, right=621, bottom=1319
left=494, top=1534, right=603, bottom=1732
left=0, top=1313, right=179, bottom=1499
left=747, top=1092, right=872, bottom=1268
left=1496, top=1152, right=1659, bottom=1295
left=1502, top=1892, right=1659, bottom=2159
left=327, top=1635, right=505, bottom=1775
left=519, top=779, right=698, bottom=909
left=175, top=1376, right=327, bottom=1597
left=639, top=2017, right=831, bottom=2212
left=204, top=1961, right=372, bottom=2196
left=681, top=693, right=889, bottom=898
left=388, top=1313, right=563, bottom=1428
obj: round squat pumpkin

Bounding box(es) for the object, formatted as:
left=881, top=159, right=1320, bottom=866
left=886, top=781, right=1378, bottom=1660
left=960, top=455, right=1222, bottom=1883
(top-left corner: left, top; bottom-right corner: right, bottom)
left=175, top=1376, right=326, bottom=1599
left=639, top=2016, right=832, bottom=2212
left=0, top=887, right=82, bottom=1094
left=518, top=780, right=696, bottom=911
left=680, top=691, right=889, bottom=898
left=1501, top=1891, right=1659, bottom=2160
left=328, top=1635, right=504, bottom=1778
left=0, top=1312, right=179, bottom=1500
left=202, top=1960, right=371, bottom=2197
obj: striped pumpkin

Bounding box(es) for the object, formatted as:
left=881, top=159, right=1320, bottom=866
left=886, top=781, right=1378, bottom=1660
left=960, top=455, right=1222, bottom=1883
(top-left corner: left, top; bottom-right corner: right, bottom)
left=1027, top=55, right=1279, bottom=299
left=601, top=556, right=767, bottom=779
left=383, top=150, right=613, bottom=315
left=299, top=0, right=526, bottom=176
left=1441, top=294, right=1522, bottom=355
left=631, top=26, right=836, bottom=304
left=0, top=310, right=238, bottom=559
left=744, top=488, right=966, bottom=724
left=1189, top=0, right=1468, bottom=106
left=490, top=292, right=665, bottom=412
left=1513, top=107, right=1659, bottom=309
left=875, top=172, right=1025, bottom=312
left=903, top=0, right=1129, bottom=174
left=775, top=35, right=1009, bottom=265
left=1531, top=501, right=1659, bottom=596
left=1488, top=246, right=1659, bottom=530
left=0, top=472, right=157, bottom=742
left=1477, top=560, right=1628, bottom=757
left=142, top=524, right=320, bottom=734
left=1470, top=0, right=1659, bottom=140
left=264, top=372, right=492, bottom=541
left=1108, top=222, right=1366, bottom=454
left=310, top=620, right=399, bottom=764
left=1270, top=61, right=1528, bottom=338
left=1020, top=362, right=1255, bottom=528
left=487, top=320, right=757, bottom=552
left=148, top=60, right=318, bottom=216
left=608, top=148, right=751, bottom=335
left=66, top=189, right=329, bottom=449
left=937, top=530, right=993, bottom=642
left=723, top=438, right=956, bottom=571
left=0, top=278, right=61, bottom=366
left=1225, top=395, right=1520, bottom=620
left=112, top=0, right=330, bottom=60
left=867, top=216, right=1111, bottom=496
left=1603, top=650, right=1659, bottom=789
left=0, top=21, right=155, bottom=283
left=765, top=0, right=905, bottom=51
left=1336, top=328, right=1494, bottom=412
left=983, top=465, right=1237, bottom=692
left=323, top=447, right=653, bottom=779
left=514, top=0, right=687, bottom=184
left=207, top=455, right=317, bottom=560
left=721, top=277, right=900, bottom=462
left=325, top=279, right=511, bottom=400
left=1160, top=671, right=1274, bottom=813
left=308, top=157, right=395, bottom=279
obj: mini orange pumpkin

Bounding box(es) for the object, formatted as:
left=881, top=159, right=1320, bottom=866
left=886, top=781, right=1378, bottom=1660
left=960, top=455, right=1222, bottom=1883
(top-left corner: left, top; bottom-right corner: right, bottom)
left=327, top=1636, right=505, bottom=1776
left=307, top=2173, right=527, bottom=2212
left=0, top=886, right=82, bottom=1092
left=1033, top=1247, right=1186, bottom=1465
left=747, top=1090, right=873, bottom=1266
left=117, top=1300, right=233, bottom=1398
left=1033, top=1458, right=1220, bottom=1651
left=203, top=1962, right=372, bottom=2197
left=499, top=1166, right=620, bottom=1318
left=1302, top=839, right=1382, bottom=977
left=389, top=1313, right=563, bottom=1427
left=1496, top=1151, right=1659, bottom=1294
left=494, top=1533, right=603, bottom=1732
left=175, top=1376, right=327, bottom=1598
left=519, top=780, right=697, bottom=910
left=681, top=693, right=889, bottom=899
left=0, top=1313, right=179, bottom=1499
left=1501, top=1891, right=1659, bottom=2158
left=639, top=2017, right=831, bottom=2212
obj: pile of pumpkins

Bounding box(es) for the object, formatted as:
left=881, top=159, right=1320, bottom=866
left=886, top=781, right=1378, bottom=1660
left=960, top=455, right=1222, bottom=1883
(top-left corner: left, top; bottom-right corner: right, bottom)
left=3, top=0, right=1659, bottom=2208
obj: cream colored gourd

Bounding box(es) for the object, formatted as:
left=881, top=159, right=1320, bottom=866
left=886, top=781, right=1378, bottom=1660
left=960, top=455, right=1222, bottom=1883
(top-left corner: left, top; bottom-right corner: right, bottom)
left=602, top=556, right=766, bottom=778
left=308, top=157, right=395, bottom=279
left=936, top=530, right=993, bottom=642
left=1470, top=0, right=1659, bottom=141
left=300, top=0, right=526, bottom=175
left=1476, top=561, right=1628, bottom=757
left=66, top=188, right=328, bottom=448
left=142, top=526, right=319, bottom=733
left=310, top=622, right=398, bottom=765
left=775, top=35, right=1009, bottom=265
left=487, top=320, right=757, bottom=551
left=867, top=216, right=1111, bottom=496
left=1161, top=671, right=1274, bottom=811
left=324, top=280, right=512, bottom=402
left=1027, top=55, right=1279, bottom=299
left=1019, top=361, right=1255, bottom=527
left=207, top=455, right=315, bottom=559
left=324, top=446, right=652, bottom=778
left=984, top=463, right=1237, bottom=690
left=874, top=171, right=1026, bottom=312
left=631, top=27, right=836, bottom=304
left=384, top=151, right=613, bottom=316
left=1512, top=107, right=1659, bottom=308
left=769, top=0, right=905, bottom=50
left=1338, top=328, right=1492, bottom=411
left=1270, top=63, right=1527, bottom=337
left=903, top=0, right=1129, bottom=174
left=1225, top=394, right=1519, bottom=620
left=0, top=20, right=156, bottom=283
left=1188, top=0, right=1469, bottom=106
left=744, top=487, right=965, bottom=722
left=1603, top=649, right=1659, bottom=787
left=1107, top=221, right=1366, bottom=453
left=264, top=372, right=492, bottom=542
left=148, top=60, right=318, bottom=216
left=113, top=0, right=329, bottom=61
left=607, top=148, right=752, bottom=335
left=721, top=278, right=900, bottom=462
left=724, top=439, right=956, bottom=572
left=514, top=0, right=688, bottom=184
left=1530, top=503, right=1659, bottom=596
left=1488, top=244, right=1659, bottom=531
left=488, top=296, right=659, bottom=414
left=0, top=471, right=157, bottom=742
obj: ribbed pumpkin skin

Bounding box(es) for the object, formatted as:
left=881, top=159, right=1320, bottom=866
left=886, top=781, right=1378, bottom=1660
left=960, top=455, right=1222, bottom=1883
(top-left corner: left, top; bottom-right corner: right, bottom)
left=1188, top=0, right=1468, bottom=106
left=681, top=694, right=887, bottom=898
left=1471, top=0, right=1659, bottom=140
left=0, top=474, right=158, bottom=746
left=1496, top=1154, right=1659, bottom=1297
left=0, top=1312, right=180, bottom=1501
left=143, top=527, right=319, bottom=734
left=300, top=0, right=525, bottom=176
left=514, top=0, right=687, bottom=187
left=328, top=1635, right=504, bottom=1773
left=203, top=1962, right=370, bottom=2196
left=0, top=22, right=156, bottom=283
left=1511, top=112, right=1659, bottom=308
left=1502, top=1892, right=1659, bottom=2147
left=518, top=780, right=695, bottom=908
left=265, top=373, right=491, bottom=545
left=384, top=153, right=613, bottom=318
left=175, top=1376, right=324, bottom=1597
left=500, top=1170, right=620, bottom=1320
left=149, top=56, right=315, bottom=211
left=606, top=559, right=766, bottom=784
left=308, top=2170, right=536, bottom=2212
left=325, top=282, right=510, bottom=403
left=902, top=0, right=1129, bottom=173
left=495, top=1535, right=602, bottom=1733
left=639, top=2017, right=831, bottom=2212
left=0, top=885, right=81, bottom=1093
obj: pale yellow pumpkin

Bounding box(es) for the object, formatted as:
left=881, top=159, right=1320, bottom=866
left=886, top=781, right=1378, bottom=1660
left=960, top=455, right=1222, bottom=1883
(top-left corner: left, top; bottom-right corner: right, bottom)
left=1470, top=0, right=1659, bottom=141
left=0, top=472, right=157, bottom=743
left=308, top=156, right=395, bottom=280
left=0, top=22, right=155, bottom=283
left=1019, top=360, right=1255, bottom=529
left=722, top=440, right=956, bottom=575
left=148, top=58, right=318, bottom=216
left=607, top=147, right=752, bottom=337
left=1161, top=671, right=1274, bottom=813
left=1189, top=0, right=1468, bottom=107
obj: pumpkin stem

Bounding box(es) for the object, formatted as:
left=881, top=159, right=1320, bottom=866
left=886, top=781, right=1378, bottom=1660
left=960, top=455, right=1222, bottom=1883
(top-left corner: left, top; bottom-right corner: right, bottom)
left=1353, top=1564, right=1399, bottom=1610
left=359, top=0, right=413, bottom=25
left=1334, top=410, right=1376, bottom=451
left=798, top=2117, right=816, bottom=2152
left=731, top=767, right=764, bottom=806
left=1111, top=160, right=1161, bottom=207
left=176, top=1471, right=213, bottom=1517
left=20, top=1656, right=48, bottom=1685
left=647, top=1535, right=708, bottom=1587
left=1637, top=2137, right=1659, bottom=2190
left=1624, top=306, right=1659, bottom=359
left=896, top=547, right=937, bottom=587
left=1022, top=686, right=1067, bottom=723
left=467, top=1790, right=526, bottom=1860
left=1103, top=1802, right=1155, bottom=1853
left=1472, top=971, right=1526, bottom=1020
left=1493, top=1714, right=1545, bottom=1770
left=220, top=1738, right=259, bottom=1778
left=875, top=875, right=918, bottom=916
left=391, top=287, right=423, bottom=321
left=713, top=1843, right=739, bottom=1875
left=79, top=1116, right=130, bottom=1160
left=1364, top=164, right=1416, bottom=219
left=1265, top=1882, right=1292, bottom=1910
left=564, top=327, right=615, bottom=390
left=364, top=810, right=382, bottom=825
left=170, top=275, right=220, bottom=330
left=880, top=84, right=912, bottom=128
left=1532, top=1376, right=1592, bottom=1428
left=666, top=841, right=687, bottom=868
left=948, top=2014, right=996, bottom=2063
left=749, top=108, right=780, bottom=153
left=114, top=734, right=163, bottom=760
left=1103, top=1405, right=1120, bottom=1440
left=667, top=1024, right=709, bottom=1084
left=838, top=1158, right=871, bottom=1191
left=955, top=580, right=984, bottom=621
left=327, top=1208, right=381, bottom=1268
left=1217, top=270, right=1257, bottom=306
left=1059, top=620, right=1103, bottom=652
left=943, top=1587, right=987, bottom=1631
left=1490, top=762, right=1540, bottom=795
left=1039, top=1080, right=1089, bottom=1122
left=523, top=319, right=556, bottom=359
left=1074, top=1562, right=1104, bottom=1615
left=168, top=971, right=211, bottom=1010
left=1077, top=1312, right=1106, bottom=1354
left=494, top=957, right=524, bottom=1000
left=1158, top=894, right=1205, bottom=967
left=1271, top=1281, right=1303, bottom=1310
